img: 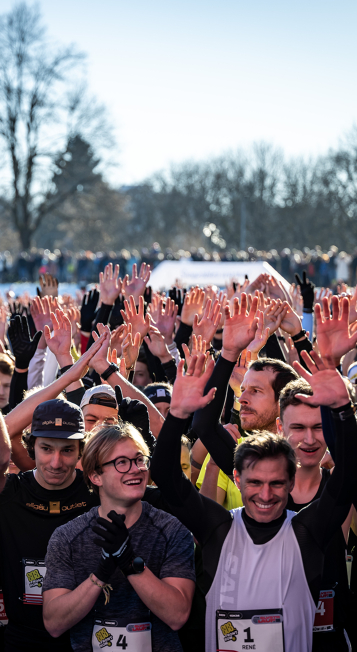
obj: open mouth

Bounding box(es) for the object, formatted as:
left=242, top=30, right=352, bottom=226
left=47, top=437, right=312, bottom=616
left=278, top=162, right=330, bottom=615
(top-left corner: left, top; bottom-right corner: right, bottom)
left=299, top=448, right=319, bottom=454
left=123, top=478, right=143, bottom=486
left=252, top=500, right=276, bottom=510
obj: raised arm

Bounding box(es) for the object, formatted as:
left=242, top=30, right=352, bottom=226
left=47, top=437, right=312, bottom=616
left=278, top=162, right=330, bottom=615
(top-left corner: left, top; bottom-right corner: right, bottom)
left=0, top=412, right=11, bottom=492
left=151, top=354, right=231, bottom=545
left=293, top=350, right=357, bottom=549
left=4, top=335, right=106, bottom=438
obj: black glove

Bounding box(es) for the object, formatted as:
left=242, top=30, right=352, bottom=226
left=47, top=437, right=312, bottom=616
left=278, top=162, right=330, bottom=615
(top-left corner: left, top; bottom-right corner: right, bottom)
left=81, top=289, right=99, bottom=332
left=169, top=287, right=186, bottom=316
left=144, top=286, right=152, bottom=305
left=295, top=271, right=315, bottom=313
left=9, top=301, right=27, bottom=319
left=92, top=511, right=135, bottom=582
left=7, top=315, right=42, bottom=369
left=109, top=295, right=125, bottom=329
left=115, top=386, right=154, bottom=452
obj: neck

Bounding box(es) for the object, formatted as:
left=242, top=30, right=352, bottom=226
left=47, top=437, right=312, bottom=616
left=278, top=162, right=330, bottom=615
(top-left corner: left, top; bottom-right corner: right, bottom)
left=98, top=495, right=143, bottom=528
left=293, top=463, right=322, bottom=493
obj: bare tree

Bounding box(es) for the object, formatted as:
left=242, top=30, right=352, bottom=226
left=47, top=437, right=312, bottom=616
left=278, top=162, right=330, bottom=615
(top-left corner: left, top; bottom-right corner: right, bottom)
left=0, top=3, right=114, bottom=249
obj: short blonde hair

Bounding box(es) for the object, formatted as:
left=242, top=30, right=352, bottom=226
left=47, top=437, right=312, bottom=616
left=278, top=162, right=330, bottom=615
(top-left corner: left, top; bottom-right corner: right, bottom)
left=82, top=422, right=150, bottom=494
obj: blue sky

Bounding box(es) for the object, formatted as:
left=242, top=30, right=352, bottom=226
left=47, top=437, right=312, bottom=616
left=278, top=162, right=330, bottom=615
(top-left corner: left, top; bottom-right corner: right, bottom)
left=3, top=0, right=357, bottom=185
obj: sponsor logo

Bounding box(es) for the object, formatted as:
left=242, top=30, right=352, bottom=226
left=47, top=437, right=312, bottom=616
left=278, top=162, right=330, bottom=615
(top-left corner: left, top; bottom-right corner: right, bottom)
left=95, top=627, right=113, bottom=647
left=26, top=502, right=48, bottom=511
left=220, top=620, right=238, bottom=642
left=26, top=568, right=44, bottom=588
left=55, top=418, right=62, bottom=426
left=62, top=502, right=86, bottom=511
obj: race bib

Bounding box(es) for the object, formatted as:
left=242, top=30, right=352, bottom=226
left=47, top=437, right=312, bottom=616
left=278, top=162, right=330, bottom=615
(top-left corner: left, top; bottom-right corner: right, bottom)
left=313, top=590, right=334, bottom=632
left=22, top=558, right=46, bottom=605
left=0, top=589, right=8, bottom=626
left=92, top=617, right=152, bottom=651
left=216, top=609, right=284, bottom=652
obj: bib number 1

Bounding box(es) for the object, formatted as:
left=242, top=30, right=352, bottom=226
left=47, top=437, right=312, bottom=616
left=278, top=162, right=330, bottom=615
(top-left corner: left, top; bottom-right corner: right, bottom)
left=216, top=609, right=284, bottom=652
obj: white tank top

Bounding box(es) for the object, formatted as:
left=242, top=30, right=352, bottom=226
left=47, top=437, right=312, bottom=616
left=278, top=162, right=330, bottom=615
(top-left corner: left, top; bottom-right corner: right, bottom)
left=205, top=508, right=316, bottom=652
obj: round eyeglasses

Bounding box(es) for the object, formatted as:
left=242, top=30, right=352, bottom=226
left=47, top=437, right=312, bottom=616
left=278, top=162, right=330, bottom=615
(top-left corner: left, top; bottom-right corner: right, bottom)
left=101, top=454, right=151, bottom=474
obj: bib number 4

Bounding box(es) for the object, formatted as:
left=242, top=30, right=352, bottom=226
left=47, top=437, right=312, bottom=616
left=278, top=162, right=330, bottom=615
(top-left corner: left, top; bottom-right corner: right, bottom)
left=313, top=590, right=334, bottom=632
left=92, top=618, right=152, bottom=651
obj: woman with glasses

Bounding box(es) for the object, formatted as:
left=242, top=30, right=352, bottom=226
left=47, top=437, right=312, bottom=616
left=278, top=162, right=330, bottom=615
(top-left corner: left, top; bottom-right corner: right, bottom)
left=42, top=422, right=196, bottom=652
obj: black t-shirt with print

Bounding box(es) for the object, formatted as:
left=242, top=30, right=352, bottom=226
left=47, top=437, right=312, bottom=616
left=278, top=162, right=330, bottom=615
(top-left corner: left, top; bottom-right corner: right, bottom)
left=0, top=469, right=99, bottom=651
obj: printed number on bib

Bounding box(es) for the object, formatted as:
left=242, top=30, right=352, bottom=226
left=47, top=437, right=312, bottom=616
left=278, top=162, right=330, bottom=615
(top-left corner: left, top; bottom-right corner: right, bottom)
left=313, top=590, right=334, bottom=632
left=0, top=589, right=8, bottom=626
left=216, top=609, right=284, bottom=652
left=92, top=618, right=152, bottom=651
left=22, top=558, right=46, bottom=605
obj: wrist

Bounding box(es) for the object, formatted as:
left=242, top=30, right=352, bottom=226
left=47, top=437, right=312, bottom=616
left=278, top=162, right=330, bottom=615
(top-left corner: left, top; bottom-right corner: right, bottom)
left=170, top=406, right=191, bottom=420
left=92, top=359, right=111, bottom=375
left=221, top=347, right=239, bottom=363
left=56, top=354, right=74, bottom=369
left=159, top=352, right=174, bottom=364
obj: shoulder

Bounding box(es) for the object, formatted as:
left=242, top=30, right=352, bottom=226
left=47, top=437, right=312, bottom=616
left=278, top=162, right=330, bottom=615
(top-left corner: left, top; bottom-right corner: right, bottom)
left=141, top=501, right=192, bottom=539
left=0, top=470, right=31, bottom=503
left=48, top=505, right=98, bottom=547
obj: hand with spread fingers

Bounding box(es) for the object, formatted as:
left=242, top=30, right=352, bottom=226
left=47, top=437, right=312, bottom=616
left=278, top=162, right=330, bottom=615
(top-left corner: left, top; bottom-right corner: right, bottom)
left=37, top=273, right=58, bottom=298
left=99, top=263, right=122, bottom=306
left=44, top=309, right=72, bottom=367
left=144, top=326, right=172, bottom=364
left=315, top=295, right=357, bottom=366
left=120, top=295, right=151, bottom=343
left=30, top=296, right=53, bottom=333
left=8, top=315, right=42, bottom=370
left=295, top=271, right=315, bottom=314
left=222, top=293, right=259, bottom=363
left=122, top=263, right=151, bottom=306
left=262, top=300, right=286, bottom=337
left=89, top=324, right=111, bottom=374
left=182, top=334, right=207, bottom=369
left=193, top=298, right=222, bottom=346
left=150, top=297, right=178, bottom=345
left=181, top=287, right=205, bottom=326
left=247, top=311, right=270, bottom=359
left=170, top=354, right=216, bottom=420
left=122, top=325, right=141, bottom=371
left=292, top=350, right=350, bottom=409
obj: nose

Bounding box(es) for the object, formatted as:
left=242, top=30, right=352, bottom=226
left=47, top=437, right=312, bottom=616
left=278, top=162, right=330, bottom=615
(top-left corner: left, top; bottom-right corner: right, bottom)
left=238, top=391, right=249, bottom=406
left=50, top=450, right=63, bottom=469
left=258, top=483, right=274, bottom=503
left=303, top=429, right=315, bottom=446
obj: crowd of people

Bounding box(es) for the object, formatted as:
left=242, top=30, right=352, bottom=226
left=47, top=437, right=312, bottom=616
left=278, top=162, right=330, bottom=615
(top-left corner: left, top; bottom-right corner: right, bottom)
left=0, top=261, right=356, bottom=651
left=2, top=243, right=357, bottom=286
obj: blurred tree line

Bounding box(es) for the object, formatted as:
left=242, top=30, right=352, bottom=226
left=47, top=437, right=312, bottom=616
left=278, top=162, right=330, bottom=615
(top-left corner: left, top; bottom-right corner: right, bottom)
left=1, top=4, right=357, bottom=255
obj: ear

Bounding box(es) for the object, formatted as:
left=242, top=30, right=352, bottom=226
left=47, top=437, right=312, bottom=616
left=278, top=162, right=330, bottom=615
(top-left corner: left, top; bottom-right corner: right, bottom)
left=233, top=469, right=241, bottom=491
left=89, top=470, right=103, bottom=491
left=276, top=416, right=283, bottom=435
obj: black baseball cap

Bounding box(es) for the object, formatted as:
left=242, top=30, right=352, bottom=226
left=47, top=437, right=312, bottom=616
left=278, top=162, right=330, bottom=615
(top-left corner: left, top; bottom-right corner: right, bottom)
left=142, top=385, right=172, bottom=405
left=31, top=399, right=85, bottom=440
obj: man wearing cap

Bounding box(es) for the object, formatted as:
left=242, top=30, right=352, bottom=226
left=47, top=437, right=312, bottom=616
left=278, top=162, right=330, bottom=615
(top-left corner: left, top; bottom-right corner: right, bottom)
left=142, top=383, right=172, bottom=419
left=0, top=397, right=100, bottom=652
left=80, top=385, right=119, bottom=432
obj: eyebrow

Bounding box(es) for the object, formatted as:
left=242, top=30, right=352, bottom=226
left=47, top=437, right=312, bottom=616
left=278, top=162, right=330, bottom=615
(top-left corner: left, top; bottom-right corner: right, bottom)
left=289, top=422, right=322, bottom=428
left=241, top=384, right=266, bottom=391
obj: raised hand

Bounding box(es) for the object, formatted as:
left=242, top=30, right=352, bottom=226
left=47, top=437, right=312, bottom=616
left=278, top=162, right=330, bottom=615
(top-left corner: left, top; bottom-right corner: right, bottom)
left=315, top=287, right=332, bottom=310
left=315, top=296, right=357, bottom=365
left=262, top=300, right=286, bottom=336
left=279, top=302, right=303, bottom=337
left=222, top=293, right=259, bottom=362
left=295, top=271, right=315, bottom=313
left=0, top=305, right=8, bottom=344
left=122, top=263, right=151, bottom=306
left=110, top=324, right=127, bottom=357
left=150, top=297, right=178, bottom=345
left=170, top=354, right=216, bottom=419
left=293, top=350, right=350, bottom=409
left=144, top=326, right=172, bottom=363
left=181, top=287, right=205, bottom=326
left=182, top=334, right=207, bottom=369
left=99, top=263, right=122, bottom=306
left=265, top=275, right=290, bottom=304
left=120, top=295, right=151, bottom=343
left=229, top=349, right=252, bottom=394
left=122, top=325, right=141, bottom=371
left=44, top=310, right=72, bottom=367
left=247, top=311, right=270, bottom=358
left=168, top=286, right=186, bottom=316
left=30, top=296, right=53, bottom=333
left=80, top=288, right=99, bottom=333
left=89, top=323, right=111, bottom=374
left=37, top=273, right=58, bottom=298
left=7, top=315, right=42, bottom=370
left=193, top=298, right=222, bottom=345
